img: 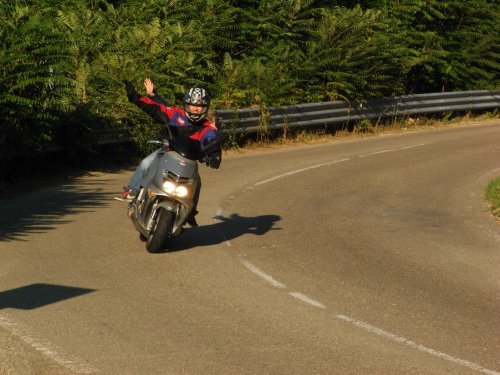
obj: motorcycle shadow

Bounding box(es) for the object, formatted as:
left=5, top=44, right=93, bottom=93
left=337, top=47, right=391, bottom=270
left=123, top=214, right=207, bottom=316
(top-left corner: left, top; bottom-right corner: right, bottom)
left=162, top=213, right=282, bottom=253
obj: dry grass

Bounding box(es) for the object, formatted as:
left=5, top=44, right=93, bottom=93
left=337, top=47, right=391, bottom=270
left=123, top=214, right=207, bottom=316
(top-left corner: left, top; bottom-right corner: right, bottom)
left=225, top=112, right=499, bottom=156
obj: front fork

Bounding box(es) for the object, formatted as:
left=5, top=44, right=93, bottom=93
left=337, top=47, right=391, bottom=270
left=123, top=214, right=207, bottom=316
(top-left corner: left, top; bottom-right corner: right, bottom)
left=147, top=197, right=188, bottom=238
left=129, top=188, right=190, bottom=238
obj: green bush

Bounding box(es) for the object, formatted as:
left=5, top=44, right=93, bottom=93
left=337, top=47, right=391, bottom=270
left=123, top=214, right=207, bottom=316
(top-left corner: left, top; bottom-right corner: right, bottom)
left=0, top=0, right=498, bottom=180
left=485, top=177, right=500, bottom=218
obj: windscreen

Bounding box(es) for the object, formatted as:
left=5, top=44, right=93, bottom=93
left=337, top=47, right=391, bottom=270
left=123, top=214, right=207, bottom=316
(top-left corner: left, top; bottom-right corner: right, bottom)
left=170, top=133, right=202, bottom=160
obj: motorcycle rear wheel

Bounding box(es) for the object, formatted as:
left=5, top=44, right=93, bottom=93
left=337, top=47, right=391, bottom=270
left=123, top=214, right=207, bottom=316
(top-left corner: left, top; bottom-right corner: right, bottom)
left=146, top=208, right=174, bottom=253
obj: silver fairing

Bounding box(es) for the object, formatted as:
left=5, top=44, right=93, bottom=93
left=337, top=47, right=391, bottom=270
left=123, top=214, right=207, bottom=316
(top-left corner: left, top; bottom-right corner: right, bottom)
left=130, top=148, right=200, bottom=237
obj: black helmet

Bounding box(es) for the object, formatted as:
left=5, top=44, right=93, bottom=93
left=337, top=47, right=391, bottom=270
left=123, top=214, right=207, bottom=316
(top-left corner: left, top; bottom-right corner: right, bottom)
left=183, top=87, right=210, bottom=122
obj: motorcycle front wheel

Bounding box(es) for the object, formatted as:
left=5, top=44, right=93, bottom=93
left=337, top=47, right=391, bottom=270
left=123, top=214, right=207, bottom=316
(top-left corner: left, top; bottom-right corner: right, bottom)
left=146, top=208, right=175, bottom=253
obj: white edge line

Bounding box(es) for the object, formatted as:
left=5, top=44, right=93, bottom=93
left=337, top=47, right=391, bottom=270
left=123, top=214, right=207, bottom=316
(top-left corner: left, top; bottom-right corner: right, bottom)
left=336, top=315, right=500, bottom=375
left=0, top=315, right=96, bottom=374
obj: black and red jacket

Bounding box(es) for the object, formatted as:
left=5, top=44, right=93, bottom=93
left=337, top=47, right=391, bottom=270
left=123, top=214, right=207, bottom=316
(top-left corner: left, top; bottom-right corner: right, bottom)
left=131, top=93, right=217, bottom=149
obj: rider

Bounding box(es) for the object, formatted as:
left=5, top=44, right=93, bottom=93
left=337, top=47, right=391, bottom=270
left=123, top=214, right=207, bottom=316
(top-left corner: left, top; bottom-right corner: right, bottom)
left=115, top=78, right=222, bottom=227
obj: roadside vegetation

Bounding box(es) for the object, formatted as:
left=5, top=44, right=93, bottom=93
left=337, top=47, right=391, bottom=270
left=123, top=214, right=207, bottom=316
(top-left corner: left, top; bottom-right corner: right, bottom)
left=485, top=177, right=500, bottom=220
left=1, top=0, right=499, bottom=185
left=239, top=112, right=499, bottom=149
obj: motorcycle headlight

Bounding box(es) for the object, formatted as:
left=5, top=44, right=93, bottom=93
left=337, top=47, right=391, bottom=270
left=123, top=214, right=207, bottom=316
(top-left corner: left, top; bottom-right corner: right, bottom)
left=162, top=180, right=190, bottom=197
left=175, top=185, right=189, bottom=198
left=163, top=180, right=176, bottom=194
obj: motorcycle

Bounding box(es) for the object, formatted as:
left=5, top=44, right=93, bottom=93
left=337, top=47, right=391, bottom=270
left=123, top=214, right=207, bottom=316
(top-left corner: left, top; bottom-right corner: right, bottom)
left=127, top=130, right=223, bottom=253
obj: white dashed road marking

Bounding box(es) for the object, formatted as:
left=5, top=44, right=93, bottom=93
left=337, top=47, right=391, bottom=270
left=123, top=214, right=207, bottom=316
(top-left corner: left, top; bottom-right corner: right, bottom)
left=253, top=158, right=351, bottom=187
left=240, top=259, right=287, bottom=289
left=336, top=315, right=500, bottom=375
left=235, top=259, right=500, bottom=375
left=289, top=292, right=327, bottom=309
left=217, top=142, right=499, bottom=375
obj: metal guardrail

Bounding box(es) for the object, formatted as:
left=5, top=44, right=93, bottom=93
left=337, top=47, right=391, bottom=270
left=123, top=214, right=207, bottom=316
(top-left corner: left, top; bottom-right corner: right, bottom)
left=214, top=90, right=500, bottom=135
left=91, top=90, right=499, bottom=147
left=6, top=90, right=495, bottom=160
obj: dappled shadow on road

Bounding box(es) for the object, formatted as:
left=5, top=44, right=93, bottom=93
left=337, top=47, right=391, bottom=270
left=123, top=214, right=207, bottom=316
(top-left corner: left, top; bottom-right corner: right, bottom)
left=163, top=213, right=282, bottom=253
left=0, top=283, right=95, bottom=310
left=0, top=180, right=112, bottom=242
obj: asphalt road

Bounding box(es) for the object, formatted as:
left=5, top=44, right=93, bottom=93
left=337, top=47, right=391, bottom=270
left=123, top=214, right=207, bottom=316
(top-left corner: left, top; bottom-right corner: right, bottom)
left=1, top=120, right=499, bottom=374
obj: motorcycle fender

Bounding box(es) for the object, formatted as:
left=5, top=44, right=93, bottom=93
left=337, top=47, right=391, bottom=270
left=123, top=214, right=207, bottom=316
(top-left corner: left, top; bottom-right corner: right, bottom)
left=156, top=200, right=178, bottom=213
left=153, top=199, right=188, bottom=236
left=145, top=199, right=178, bottom=233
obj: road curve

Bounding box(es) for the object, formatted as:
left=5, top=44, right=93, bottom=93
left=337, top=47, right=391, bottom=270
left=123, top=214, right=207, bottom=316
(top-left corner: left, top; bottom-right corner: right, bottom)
left=1, top=120, right=499, bottom=374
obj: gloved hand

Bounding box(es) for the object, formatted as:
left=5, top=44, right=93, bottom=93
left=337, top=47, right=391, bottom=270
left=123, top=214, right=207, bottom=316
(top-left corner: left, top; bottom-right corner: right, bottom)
left=206, top=149, right=222, bottom=169
left=123, top=80, right=138, bottom=102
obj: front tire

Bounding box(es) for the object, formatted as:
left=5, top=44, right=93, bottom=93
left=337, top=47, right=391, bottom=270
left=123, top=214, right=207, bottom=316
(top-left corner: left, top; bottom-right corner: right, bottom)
left=146, top=208, right=175, bottom=253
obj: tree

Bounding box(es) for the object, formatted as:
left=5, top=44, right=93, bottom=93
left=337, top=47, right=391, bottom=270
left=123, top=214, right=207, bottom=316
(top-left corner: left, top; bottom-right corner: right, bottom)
left=384, top=0, right=500, bottom=92
left=304, top=6, right=409, bottom=101
left=0, top=1, right=75, bottom=166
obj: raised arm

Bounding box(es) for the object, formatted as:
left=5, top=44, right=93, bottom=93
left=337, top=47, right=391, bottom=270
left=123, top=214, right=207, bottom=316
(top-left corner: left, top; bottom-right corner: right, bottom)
left=124, top=80, right=171, bottom=124
left=144, top=78, right=167, bottom=105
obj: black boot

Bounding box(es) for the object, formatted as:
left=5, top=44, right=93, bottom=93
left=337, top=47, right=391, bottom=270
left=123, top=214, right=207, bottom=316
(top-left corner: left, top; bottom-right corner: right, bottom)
left=186, top=210, right=199, bottom=227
